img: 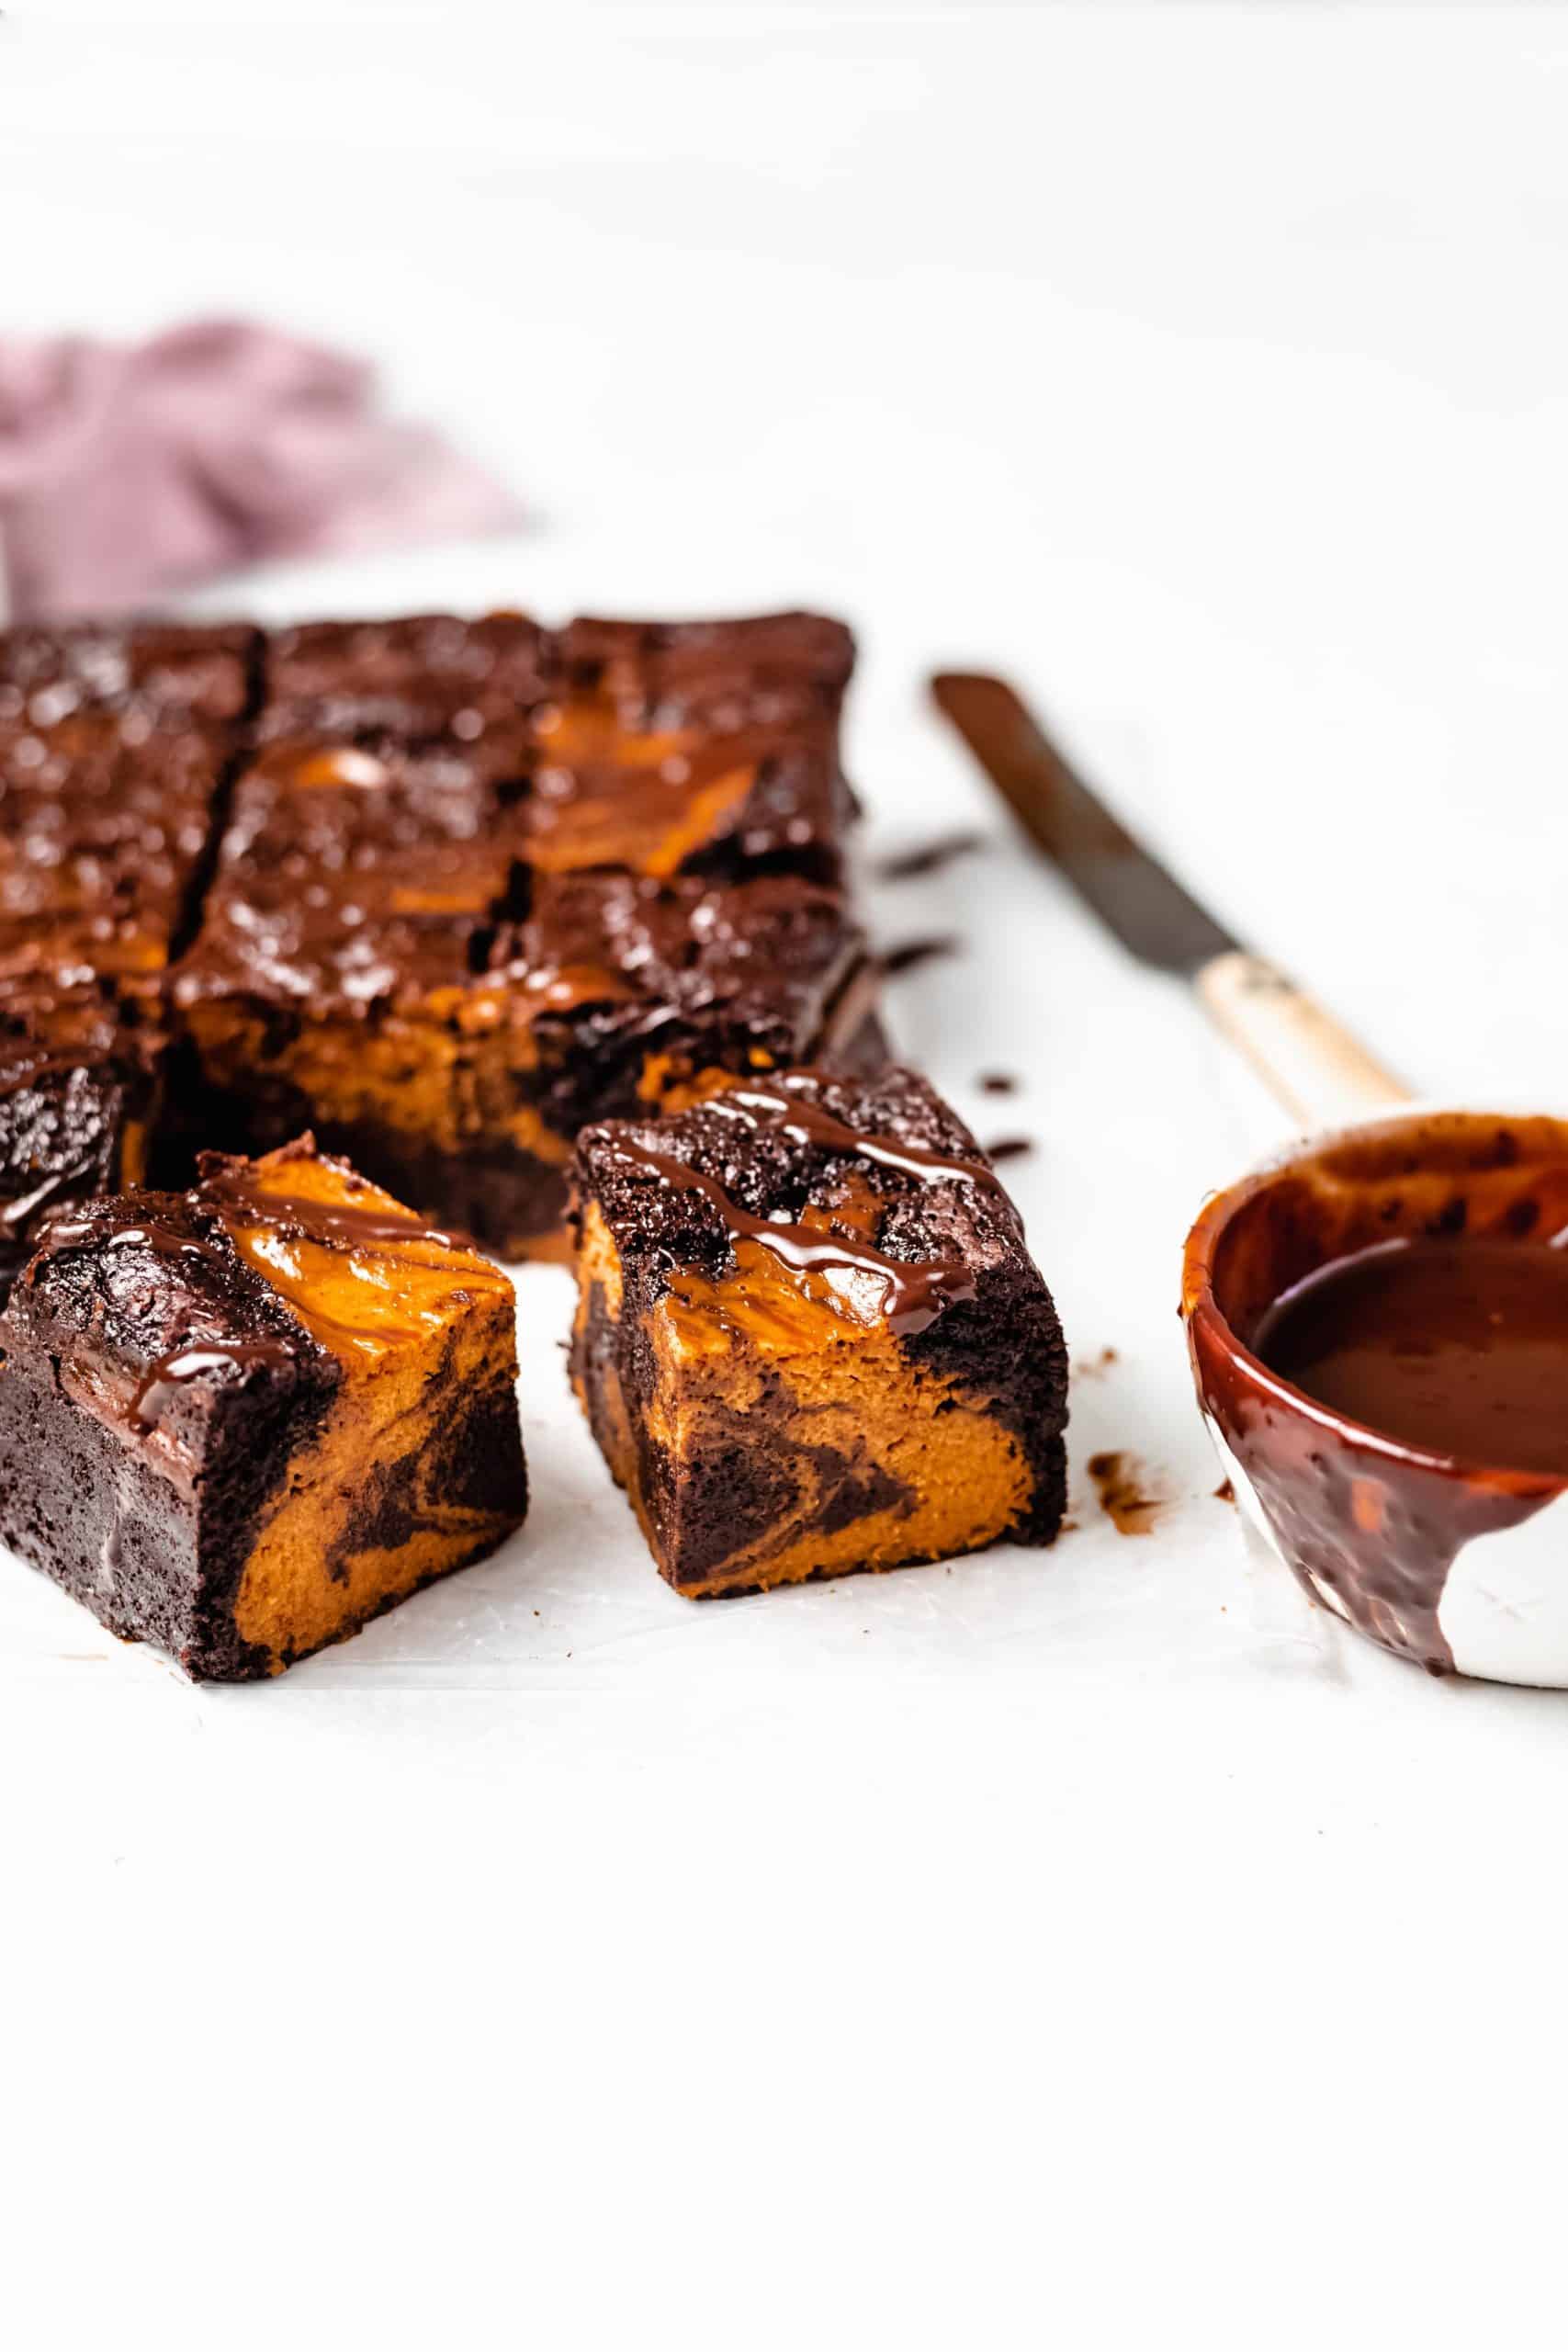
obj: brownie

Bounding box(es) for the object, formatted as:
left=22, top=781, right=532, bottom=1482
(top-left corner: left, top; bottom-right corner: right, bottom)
left=0, top=620, right=260, bottom=727
left=0, top=989, right=161, bottom=1306
left=255, top=610, right=858, bottom=884
left=494, top=865, right=881, bottom=1177
left=174, top=744, right=876, bottom=1250
left=0, top=712, right=231, bottom=996
left=527, top=611, right=856, bottom=883
left=0, top=1137, right=527, bottom=1679
left=552, top=611, right=855, bottom=730
left=0, top=694, right=235, bottom=1279
left=0, top=605, right=876, bottom=1270
left=522, top=706, right=852, bottom=883
left=570, top=1065, right=1067, bottom=1596
left=259, top=611, right=549, bottom=745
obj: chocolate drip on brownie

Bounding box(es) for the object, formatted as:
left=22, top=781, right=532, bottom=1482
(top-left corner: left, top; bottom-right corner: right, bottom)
left=697, top=1076, right=1008, bottom=1193
left=600, top=1129, right=977, bottom=1339
left=198, top=1151, right=470, bottom=1258
left=129, top=1339, right=302, bottom=1432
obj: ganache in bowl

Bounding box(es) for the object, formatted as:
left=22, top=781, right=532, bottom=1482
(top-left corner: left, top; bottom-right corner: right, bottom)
left=1182, top=1109, right=1568, bottom=1685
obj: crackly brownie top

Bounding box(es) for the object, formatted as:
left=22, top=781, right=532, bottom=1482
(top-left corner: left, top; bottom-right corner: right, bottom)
left=0, top=722, right=223, bottom=894
left=576, top=1064, right=1029, bottom=1337
left=180, top=789, right=865, bottom=1039
left=211, top=735, right=524, bottom=877
left=261, top=612, right=551, bottom=741
left=176, top=735, right=525, bottom=1011
left=510, top=869, right=866, bottom=1041
left=0, top=704, right=233, bottom=784
left=0, top=622, right=259, bottom=726
left=553, top=612, right=855, bottom=729
left=0, top=722, right=225, bottom=989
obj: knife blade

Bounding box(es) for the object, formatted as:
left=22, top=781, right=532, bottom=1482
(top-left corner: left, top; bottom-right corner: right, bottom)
left=929, top=670, right=1408, bottom=1129
left=929, top=671, right=1237, bottom=976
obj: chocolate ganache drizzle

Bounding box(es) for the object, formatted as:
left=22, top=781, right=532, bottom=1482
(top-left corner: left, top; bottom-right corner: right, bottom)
left=609, top=1078, right=1003, bottom=1337
left=35, top=1157, right=476, bottom=1428
left=197, top=1161, right=469, bottom=1258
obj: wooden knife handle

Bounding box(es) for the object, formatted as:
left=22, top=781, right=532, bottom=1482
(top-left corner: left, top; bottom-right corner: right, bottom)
left=1195, top=950, right=1411, bottom=1131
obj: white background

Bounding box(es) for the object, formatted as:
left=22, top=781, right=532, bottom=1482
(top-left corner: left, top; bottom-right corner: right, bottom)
left=5, top=5, right=1568, bottom=2344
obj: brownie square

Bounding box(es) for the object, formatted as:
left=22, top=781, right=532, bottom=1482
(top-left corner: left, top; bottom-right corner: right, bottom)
left=169, top=730, right=528, bottom=1205
left=491, top=866, right=879, bottom=1196
left=259, top=611, right=549, bottom=745
left=255, top=609, right=858, bottom=882
left=552, top=611, right=855, bottom=730
left=526, top=611, right=857, bottom=883
left=0, top=621, right=259, bottom=727
left=0, top=715, right=229, bottom=996
left=522, top=706, right=852, bottom=883
left=0, top=1137, right=527, bottom=1679
left=570, top=1065, right=1068, bottom=1596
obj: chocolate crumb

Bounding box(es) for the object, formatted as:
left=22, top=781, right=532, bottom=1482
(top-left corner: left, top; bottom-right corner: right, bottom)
left=876, top=831, right=983, bottom=882
left=1087, top=1450, right=1161, bottom=1536
left=1214, top=1478, right=1235, bottom=1505
left=881, top=934, right=959, bottom=978
left=979, top=1072, right=1017, bottom=1095
left=985, top=1136, right=1032, bottom=1164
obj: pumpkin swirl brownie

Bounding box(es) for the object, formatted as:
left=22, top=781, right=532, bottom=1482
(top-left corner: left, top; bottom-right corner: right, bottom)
left=258, top=610, right=550, bottom=747
left=552, top=612, right=855, bottom=732
left=174, top=730, right=877, bottom=1254
left=0, top=1137, right=527, bottom=1679
left=0, top=670, right=254, bottom=1296
left=525, top=613, right=857, bottom=884
left=254, top=609, right=854, bottom=882
left=254, top=608, right=857, bottom=886
left=570, top=1066, right=1067, bottom=1597
left=0, top=711, right=232, bottom=999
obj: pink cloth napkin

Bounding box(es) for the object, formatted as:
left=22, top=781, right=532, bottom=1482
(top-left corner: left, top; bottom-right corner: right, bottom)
left=0, top=320, right=524, bottom=620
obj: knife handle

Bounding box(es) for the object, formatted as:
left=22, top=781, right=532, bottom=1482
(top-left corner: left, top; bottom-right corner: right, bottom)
left=1195, top=950, right=1411, bottom=1132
